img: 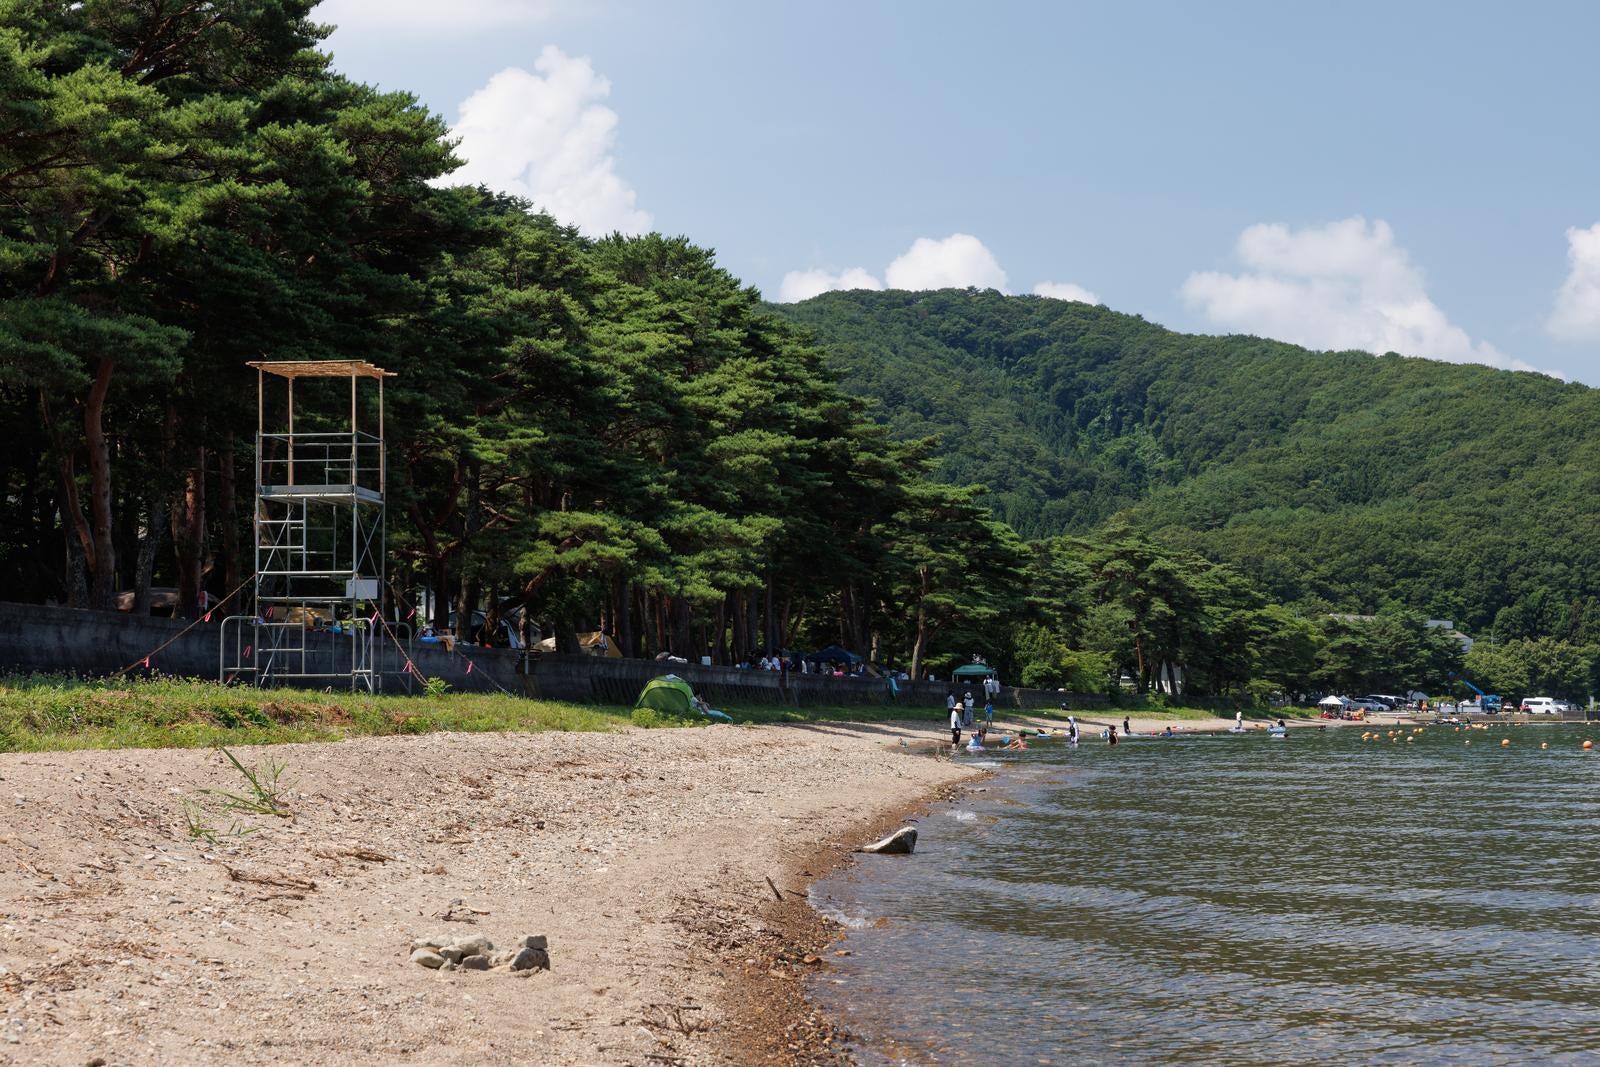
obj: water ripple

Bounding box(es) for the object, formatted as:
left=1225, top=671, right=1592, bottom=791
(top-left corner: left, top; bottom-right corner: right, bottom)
left=812, top=725, right=1600, bottom=1065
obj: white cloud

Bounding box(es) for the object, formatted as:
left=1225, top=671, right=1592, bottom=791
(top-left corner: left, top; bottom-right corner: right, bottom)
left=317, top=0, right=561, bottom=33
left=446, top=46, right=650, bottom=235
left=1180, top=217, right=1535, bottom=372
left=777, top=267, right=883, bottom=303
left=1548, top=223, right=1600, bottom=341
left=1033, top=281, right=1101, bottom=304
left=884, top=233, right=1008, bottom=291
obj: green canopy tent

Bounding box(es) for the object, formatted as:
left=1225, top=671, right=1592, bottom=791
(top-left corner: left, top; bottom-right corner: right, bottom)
left=952, top=663, right=998, bottom=683
left=636, top=674, right=696, bottom=715
left=634, top=674, right=732, bottom=721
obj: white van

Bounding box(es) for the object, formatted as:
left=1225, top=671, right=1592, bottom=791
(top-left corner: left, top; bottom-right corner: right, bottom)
left=1521, top=697, right=1560, bottom=715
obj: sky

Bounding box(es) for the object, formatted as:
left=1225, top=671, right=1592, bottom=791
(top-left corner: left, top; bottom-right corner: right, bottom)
left=316, top=0, right=1600, bottom=383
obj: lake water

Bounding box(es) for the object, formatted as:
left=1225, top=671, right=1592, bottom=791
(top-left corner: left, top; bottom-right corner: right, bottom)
left=810, top=723, right=1600, bottom=1065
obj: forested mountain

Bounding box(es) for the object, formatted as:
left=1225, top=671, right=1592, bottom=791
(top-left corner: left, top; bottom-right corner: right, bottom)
left=775, top=289, right=1600, bottom=639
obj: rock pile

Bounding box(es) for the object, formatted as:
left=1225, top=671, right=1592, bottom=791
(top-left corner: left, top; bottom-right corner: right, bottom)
left=409, top=932, right=550, bottom=974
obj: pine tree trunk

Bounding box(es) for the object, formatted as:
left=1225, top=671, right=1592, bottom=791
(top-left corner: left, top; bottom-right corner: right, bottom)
left=745, top=590, right=761, bottom=655
left=40, top=389, right=94, bottom=606
left=556, top=617, right=579, bottom=654
left=731, top=592, right=746, bottom=662
left=671, top=597, right=693, bottom=658
left=637, top=585, right=654, bottom=657
left=764, top=573, right=777, bottom=653
left=614, top=577, right=636, bottom=658
left=428, top=556, right=449, bottom=632
left=84, top=355, right=117, bottom=610
left=910, top=607, right=928, bottom=682
left=63, top=529, right=88, bottom=608
left=219, top=434, right=239, bottom=597
left=455, top=576, right=478, bottom=642
left=909, top=566, right=931, bottom=680
left=778, top=594, right=795, bottom=649
left=133, top=496, right=165, bottom=615
left=170, top=446, right=207, bottom=619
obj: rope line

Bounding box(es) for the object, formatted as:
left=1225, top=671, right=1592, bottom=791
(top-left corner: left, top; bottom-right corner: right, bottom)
left=110, top=573, right=257, bottom=678
left=380, top=581, right=517, bottom=696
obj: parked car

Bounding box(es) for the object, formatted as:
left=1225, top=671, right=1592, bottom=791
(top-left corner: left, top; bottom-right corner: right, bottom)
left=1345, top=697, right=1391, bottom=713
left=1521, top=697, right=1560, bottom=715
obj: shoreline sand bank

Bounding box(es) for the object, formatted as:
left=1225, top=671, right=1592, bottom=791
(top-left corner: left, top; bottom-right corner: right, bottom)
left=0, top=722, right=975, bottom=1064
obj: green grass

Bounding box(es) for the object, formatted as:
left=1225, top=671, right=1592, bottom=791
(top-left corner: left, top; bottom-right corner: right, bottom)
left=0, top=674, right=630, bottom=753
left=0, top=675, right=1270, bottom=754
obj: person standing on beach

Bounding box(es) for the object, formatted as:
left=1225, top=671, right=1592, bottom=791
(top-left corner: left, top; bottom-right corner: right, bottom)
left=963, top=691, right=975, bottom=727
left=947, top=689, right=957, bottom=719
left=984, top=697, right=994, bottom=726
left=950, top=705, right=962, bottom=746
left=1235, top=710, right=1243, bottom=731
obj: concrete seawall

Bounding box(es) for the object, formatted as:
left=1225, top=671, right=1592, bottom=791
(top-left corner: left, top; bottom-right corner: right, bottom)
left=0, top=601, right=1109, bottom=711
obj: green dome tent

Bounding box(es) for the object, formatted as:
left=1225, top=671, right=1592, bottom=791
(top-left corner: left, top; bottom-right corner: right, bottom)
left=635, top=674, right=696, bottom=716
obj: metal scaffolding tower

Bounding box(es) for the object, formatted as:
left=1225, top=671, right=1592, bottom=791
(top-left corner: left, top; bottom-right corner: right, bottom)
left=221, top=360, right=394, bottom=691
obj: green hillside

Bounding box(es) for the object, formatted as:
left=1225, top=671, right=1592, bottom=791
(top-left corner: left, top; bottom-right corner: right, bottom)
left=774, top=289, right=1600, bottom=636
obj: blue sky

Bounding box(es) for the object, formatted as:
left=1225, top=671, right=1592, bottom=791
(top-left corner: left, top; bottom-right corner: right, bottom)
left=318, top=0, right=1600, bottom=383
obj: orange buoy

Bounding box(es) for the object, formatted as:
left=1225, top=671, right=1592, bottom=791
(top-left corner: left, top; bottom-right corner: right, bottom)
left=1541, top=742, right=1549, bottom=750
left=1584, top=739, right=1594, bottom=750
left=1407, top=736, right=1415, bottom=743
left=1502, top=738, right=1511, bottom=747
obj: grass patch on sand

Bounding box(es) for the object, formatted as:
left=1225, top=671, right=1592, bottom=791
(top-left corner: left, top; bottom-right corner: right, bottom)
left=0, top=674, right=629, bottom=753
left=0, top=676, right=961, bottom=751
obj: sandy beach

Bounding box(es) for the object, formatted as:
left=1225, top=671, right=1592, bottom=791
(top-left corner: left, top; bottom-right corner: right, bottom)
left=0, top=721, right=985, bottom=1065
